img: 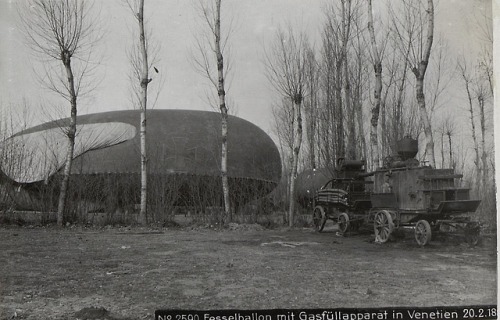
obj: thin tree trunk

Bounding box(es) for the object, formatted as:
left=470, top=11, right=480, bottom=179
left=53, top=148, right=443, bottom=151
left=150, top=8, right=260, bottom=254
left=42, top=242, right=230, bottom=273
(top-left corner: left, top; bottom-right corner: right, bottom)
left=440, top=131, right=444, bottom=169
left=306, top=58, right=317, bottom=169
left=478, top=94, right=488, bottom=191
left=395, top=46, right=409, bottom=141
left=56, top=58, right=78, bottom=226
left=367, top=0, right=382, bottom=168
left=138, top=0, right=148, bottom=225
left=288, top=99, right=302, bottom=227
left=380, top=91, right=387, bottom=156
left=325, top=71, right=334, bottom=166
left=20, top=1, right=100, bottom=226
left=214, top=0, right=231, bottom=222
left=415, top=77, right=435, bottom=166
left=308, top=113, right=316, bottom=169
left=335, top=64, right=345, bottom=158
left=412, top=0, right=435, bottom=168
left=305, top=102, right=316, bottom=169
left=462, top=74, right=480, bottom=189
left=344, top=66, right=356, bottom=159
left=447, top=132, right=454, bottom=169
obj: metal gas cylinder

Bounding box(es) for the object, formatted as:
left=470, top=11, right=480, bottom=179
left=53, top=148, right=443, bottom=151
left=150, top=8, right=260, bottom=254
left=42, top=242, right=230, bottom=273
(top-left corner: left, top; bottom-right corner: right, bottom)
left=396, top=137, right=418, bottom=160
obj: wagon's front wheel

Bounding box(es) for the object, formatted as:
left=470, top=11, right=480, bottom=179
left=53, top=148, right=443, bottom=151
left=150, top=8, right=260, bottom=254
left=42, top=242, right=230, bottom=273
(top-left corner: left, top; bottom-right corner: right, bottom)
left=337, top=212, right=350, bottom=234
left=312, top=206, right=327, bottom=232
left=374, top=210, right=394, bottom=243
left=415, top=220, right=432, bottom=246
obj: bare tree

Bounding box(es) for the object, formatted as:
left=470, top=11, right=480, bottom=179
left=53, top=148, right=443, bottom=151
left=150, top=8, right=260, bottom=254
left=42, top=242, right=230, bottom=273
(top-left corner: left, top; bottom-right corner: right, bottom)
left=392, top=0, right=436, bottom=167
left=366, top=0, right=383, bottom=167
left=303, top=48, right=320, bottom=170
left=192, top=0, right=233, bottom=222
left=442, top=118, right=456, bottom=169
left=349, top=11, right=370, bottom=161
left=338, top=0, right=365, bottom=160
left=264, top=27, right=310, bottom=227
left=322, top=2, right=351, bottom=159
left=380, top=14, right=422, bottom=157
left=124, top=0, right=160, bottom=224
left=470, top=6, right=494, bottom=221
left=476, top=84, right=489, bottom=194
left=272, top=100, right=295, bottom=166
left=437, top=117, right=456, bottom=169
left=271, top=98, right=294, bottom=215
left=474, top=10, right=494, bottom=200
left=19, top=0, right=101, bottom=226
left=317, top=33, right=339, bottom=167
left=319, top=0, right=367, bottom=165
left=213, top=0, right=230, bottom=222
left=457, top=58, right=481, bottom=191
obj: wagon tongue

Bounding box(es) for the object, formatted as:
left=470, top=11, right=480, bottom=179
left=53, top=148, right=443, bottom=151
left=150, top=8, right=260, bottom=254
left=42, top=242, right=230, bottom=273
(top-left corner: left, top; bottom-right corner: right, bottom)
left=436, top=200, right=481, bottom=214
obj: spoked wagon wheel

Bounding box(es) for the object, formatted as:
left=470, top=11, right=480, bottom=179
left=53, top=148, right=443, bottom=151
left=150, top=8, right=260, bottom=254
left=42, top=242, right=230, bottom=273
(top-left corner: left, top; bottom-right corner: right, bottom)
left=312, top=206, right=327, bottom=232
left=337, top=212, right=350, bottom=234
left=464, top=221, right=481, bottom=247
left=374, top=210, right=394, bottom=243
left=415, top=220, right=432, bottom=246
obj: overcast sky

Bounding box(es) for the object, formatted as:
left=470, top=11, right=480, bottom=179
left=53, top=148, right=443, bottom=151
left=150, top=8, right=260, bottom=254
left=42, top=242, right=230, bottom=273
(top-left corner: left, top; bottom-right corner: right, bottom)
left=0, top=0, right=492, bottom=140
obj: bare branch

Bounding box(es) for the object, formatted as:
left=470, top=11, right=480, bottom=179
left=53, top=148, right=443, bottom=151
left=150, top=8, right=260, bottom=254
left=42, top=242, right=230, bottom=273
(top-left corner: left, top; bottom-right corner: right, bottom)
left=17, top=0, right=102, bottom=225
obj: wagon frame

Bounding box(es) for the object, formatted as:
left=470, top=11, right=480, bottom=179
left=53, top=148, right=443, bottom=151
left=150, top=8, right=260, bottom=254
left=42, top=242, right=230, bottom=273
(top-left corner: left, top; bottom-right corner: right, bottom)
left=312, top=177, right=372, bottom=234
left=313, top=179, right=481, bottom=247
left=311, top=139, right=481, bottom=247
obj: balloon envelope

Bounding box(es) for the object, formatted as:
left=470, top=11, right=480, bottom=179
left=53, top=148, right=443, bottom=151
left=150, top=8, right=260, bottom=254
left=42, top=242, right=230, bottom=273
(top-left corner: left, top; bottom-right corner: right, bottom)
left=1, top=109, right=282, bottom=210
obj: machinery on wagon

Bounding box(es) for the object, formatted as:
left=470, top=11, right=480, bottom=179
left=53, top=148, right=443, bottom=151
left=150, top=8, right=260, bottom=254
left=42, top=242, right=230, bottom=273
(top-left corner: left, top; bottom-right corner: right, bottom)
left=312, top=138, right=481, bottom=246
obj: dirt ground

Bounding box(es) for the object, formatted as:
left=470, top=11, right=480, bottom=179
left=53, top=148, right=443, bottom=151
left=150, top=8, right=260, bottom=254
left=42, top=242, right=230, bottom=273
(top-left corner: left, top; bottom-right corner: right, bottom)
left=0, top=221, right=497, bottom=320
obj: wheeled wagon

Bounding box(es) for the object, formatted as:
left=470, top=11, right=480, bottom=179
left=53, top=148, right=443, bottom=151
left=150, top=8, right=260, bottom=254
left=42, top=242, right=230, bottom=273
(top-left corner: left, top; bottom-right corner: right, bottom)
left=312, top=138, right=481, bottom=247
left=312, top=159, right=372, bottom=234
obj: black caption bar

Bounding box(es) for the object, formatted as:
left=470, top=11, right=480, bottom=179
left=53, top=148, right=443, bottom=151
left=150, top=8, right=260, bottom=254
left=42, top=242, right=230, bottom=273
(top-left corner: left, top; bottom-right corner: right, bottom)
left=156, top=306, right=497, bottom=320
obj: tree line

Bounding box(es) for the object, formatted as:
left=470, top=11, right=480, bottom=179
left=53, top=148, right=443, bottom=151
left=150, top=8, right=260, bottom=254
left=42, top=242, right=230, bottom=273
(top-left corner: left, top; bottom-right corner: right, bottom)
left=3, top=0, right=494, bottom=227
left=266, top=0, right=494, bottom=226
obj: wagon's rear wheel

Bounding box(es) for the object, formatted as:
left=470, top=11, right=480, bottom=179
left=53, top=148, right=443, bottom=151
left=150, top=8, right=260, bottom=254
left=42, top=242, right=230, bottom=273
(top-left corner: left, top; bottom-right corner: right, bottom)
left=415, top=220, right=432, bottom=246
left=337, top=212, right=350, bottom=234
left=312, top=206, right=327, bottom=232
left=464, top=221, right=481, bottom=247
left=374, top=210, right=394, bottom=243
